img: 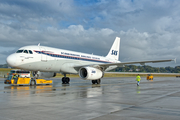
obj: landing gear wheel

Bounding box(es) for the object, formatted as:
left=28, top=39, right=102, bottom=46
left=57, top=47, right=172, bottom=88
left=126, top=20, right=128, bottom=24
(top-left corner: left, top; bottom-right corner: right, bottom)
left=92, top=79, right=101, bottom=84
left=65, top=77, right=70, bottom=84
left=30, top=80, right=36, bottom=86
left=62, top=77, right=70, bottom=84
left=96, top=79, right=101, bottom=84
left=62, top=77, right=65, bottom=84
left=92, top=80, right=96, bottom=84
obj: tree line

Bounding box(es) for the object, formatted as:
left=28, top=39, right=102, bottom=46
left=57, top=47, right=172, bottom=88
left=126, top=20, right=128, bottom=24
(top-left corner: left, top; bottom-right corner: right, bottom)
left=110, top=65, right=180, bottom=73
left=0, top=64, right=9, bottom=68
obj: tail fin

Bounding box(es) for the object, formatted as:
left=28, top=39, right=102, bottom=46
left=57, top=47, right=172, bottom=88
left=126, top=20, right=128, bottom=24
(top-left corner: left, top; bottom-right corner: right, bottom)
left=106, top=37, right=120, bottom=61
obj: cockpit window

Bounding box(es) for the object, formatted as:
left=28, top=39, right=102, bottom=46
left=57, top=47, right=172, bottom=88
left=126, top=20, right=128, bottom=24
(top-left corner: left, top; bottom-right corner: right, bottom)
left=16, top=50, right=23, bottom=53
left=16, top=49, right=33, bottom=54
left=24, top=50, right=28, bottom=54
left=29, top=50, right=33, bottom=54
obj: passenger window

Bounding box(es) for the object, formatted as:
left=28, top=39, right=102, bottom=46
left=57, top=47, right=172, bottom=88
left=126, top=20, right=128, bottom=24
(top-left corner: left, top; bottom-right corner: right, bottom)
left=24, top=50, right=28, bottom=54
left=29, top=50, right=33, bottom=54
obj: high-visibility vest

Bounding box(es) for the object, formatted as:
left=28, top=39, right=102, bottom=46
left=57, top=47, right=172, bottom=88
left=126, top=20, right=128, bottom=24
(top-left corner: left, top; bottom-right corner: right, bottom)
left=136, top=75, right=141, bottom=81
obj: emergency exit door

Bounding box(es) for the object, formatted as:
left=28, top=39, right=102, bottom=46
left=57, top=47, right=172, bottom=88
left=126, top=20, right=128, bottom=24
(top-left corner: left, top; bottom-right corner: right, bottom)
left=40, top=47, right=47, bottom=62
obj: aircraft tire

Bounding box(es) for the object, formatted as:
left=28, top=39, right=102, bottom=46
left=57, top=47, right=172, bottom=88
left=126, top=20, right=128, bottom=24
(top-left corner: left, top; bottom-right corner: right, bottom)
left=92, top=79, right=101, bottom=84
left=62, top=77, right=70, bottom=84
left=92, top=80, right=96, bottom=84
left=65, top=77, right=70, bottom=84
left=62, top=77, right=66, bottom=84
left=30, top=80, right=36, bottom=86
left=96, top=79, right=101, bottom=84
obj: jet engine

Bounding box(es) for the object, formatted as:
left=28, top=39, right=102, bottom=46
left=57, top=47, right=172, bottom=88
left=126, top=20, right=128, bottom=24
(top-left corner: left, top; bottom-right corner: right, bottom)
left=79, top=67, right=103, bottom=80
left=33, top=71, right=56, bottom=78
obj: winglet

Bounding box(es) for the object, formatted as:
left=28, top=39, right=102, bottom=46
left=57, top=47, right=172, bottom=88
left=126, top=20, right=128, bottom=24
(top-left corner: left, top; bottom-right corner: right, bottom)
left=174, top=58, right=176, bottom=63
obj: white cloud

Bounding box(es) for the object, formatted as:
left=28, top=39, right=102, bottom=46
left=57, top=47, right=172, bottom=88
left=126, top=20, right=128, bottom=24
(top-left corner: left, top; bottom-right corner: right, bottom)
left=60, top=25, right=85, bottom=35
left=0, top=0, right=179, bottom=67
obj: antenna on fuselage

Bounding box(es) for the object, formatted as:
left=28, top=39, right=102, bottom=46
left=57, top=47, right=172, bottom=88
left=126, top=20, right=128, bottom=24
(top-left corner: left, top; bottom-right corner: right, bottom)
left=38, top=43, right=40, bottom=46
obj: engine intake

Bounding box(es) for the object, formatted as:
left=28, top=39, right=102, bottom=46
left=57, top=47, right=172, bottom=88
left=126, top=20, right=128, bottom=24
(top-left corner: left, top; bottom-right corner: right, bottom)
left=79, top=67, right=103, bottom=80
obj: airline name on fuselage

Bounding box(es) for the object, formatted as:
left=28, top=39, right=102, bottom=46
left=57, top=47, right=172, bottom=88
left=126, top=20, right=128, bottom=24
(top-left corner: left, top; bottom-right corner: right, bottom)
left=61, top=52, right=80, bottom=57
left=61, top=52, right=100, bottom=60
left=20, top=56, right=34, bottom=59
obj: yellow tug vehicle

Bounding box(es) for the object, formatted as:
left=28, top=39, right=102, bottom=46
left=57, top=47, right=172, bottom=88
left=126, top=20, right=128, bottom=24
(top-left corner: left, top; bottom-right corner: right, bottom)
left=4, top=70, right=53, bottom=86
left=4, top=76, right=53, bottom=86
left=147, top=74, right=153, bottom=80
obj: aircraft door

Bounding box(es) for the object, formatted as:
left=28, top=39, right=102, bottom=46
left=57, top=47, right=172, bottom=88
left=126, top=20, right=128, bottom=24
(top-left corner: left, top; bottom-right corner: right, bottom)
left=40, top=47, right=47, bottom=62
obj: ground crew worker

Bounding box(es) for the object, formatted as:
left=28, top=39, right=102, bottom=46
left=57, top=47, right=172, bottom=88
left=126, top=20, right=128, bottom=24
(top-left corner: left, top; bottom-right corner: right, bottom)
left=13, top=74, right=18, bottom=84
left=136, top=74, right=141, bottom=86
left=13, top=74, right=17, bottom=79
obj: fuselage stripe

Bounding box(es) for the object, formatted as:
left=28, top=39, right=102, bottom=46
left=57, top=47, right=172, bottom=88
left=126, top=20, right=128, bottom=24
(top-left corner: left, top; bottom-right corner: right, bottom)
left=34, top=51, right=112, bottom=63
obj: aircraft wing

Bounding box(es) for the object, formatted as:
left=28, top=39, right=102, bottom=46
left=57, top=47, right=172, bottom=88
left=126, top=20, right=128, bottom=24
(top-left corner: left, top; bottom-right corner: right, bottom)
left=101, top=59, right=175, bottom=67
left=74, top=59, right=175, bottom=71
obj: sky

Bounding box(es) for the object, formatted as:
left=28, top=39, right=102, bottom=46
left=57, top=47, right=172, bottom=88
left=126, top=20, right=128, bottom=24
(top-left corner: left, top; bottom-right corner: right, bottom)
left=0, top=0, right=179, bottom=67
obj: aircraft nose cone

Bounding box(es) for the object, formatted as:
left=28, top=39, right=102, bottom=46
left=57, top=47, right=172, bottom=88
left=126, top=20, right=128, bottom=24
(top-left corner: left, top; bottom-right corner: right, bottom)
left=6, top=54, right=17, bottom=67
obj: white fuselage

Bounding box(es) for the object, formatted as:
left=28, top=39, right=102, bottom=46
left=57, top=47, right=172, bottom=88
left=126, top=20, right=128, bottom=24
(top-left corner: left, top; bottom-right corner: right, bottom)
left=7, top=45, right=119, bottom=74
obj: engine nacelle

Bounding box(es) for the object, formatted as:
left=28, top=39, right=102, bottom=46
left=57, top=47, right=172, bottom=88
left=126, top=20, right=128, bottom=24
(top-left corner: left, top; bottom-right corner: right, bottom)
left=33, top=71, right=56, bottom=78
left=79, top=67, right=103, bottom=80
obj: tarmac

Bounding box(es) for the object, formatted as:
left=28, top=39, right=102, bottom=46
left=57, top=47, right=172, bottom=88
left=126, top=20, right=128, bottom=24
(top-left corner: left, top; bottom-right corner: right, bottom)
left=0, top=77, right=180, bottom=120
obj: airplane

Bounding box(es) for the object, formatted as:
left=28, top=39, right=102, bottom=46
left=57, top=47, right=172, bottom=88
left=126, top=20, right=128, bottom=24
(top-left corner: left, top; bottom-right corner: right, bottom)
left=6, top=37, right=175, bottom=84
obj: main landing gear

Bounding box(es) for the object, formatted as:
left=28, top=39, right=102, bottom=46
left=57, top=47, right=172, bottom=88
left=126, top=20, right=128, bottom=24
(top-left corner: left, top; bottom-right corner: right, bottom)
left=62, top=77, right=70, bottom=84
left=92, top=79, right=101, bottom=84
left=62, top=74, right=70, bottom=84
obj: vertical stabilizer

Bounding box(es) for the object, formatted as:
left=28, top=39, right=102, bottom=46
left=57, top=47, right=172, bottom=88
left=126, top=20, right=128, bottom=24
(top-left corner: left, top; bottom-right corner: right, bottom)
left=106, top=37, right=120, bottom=61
